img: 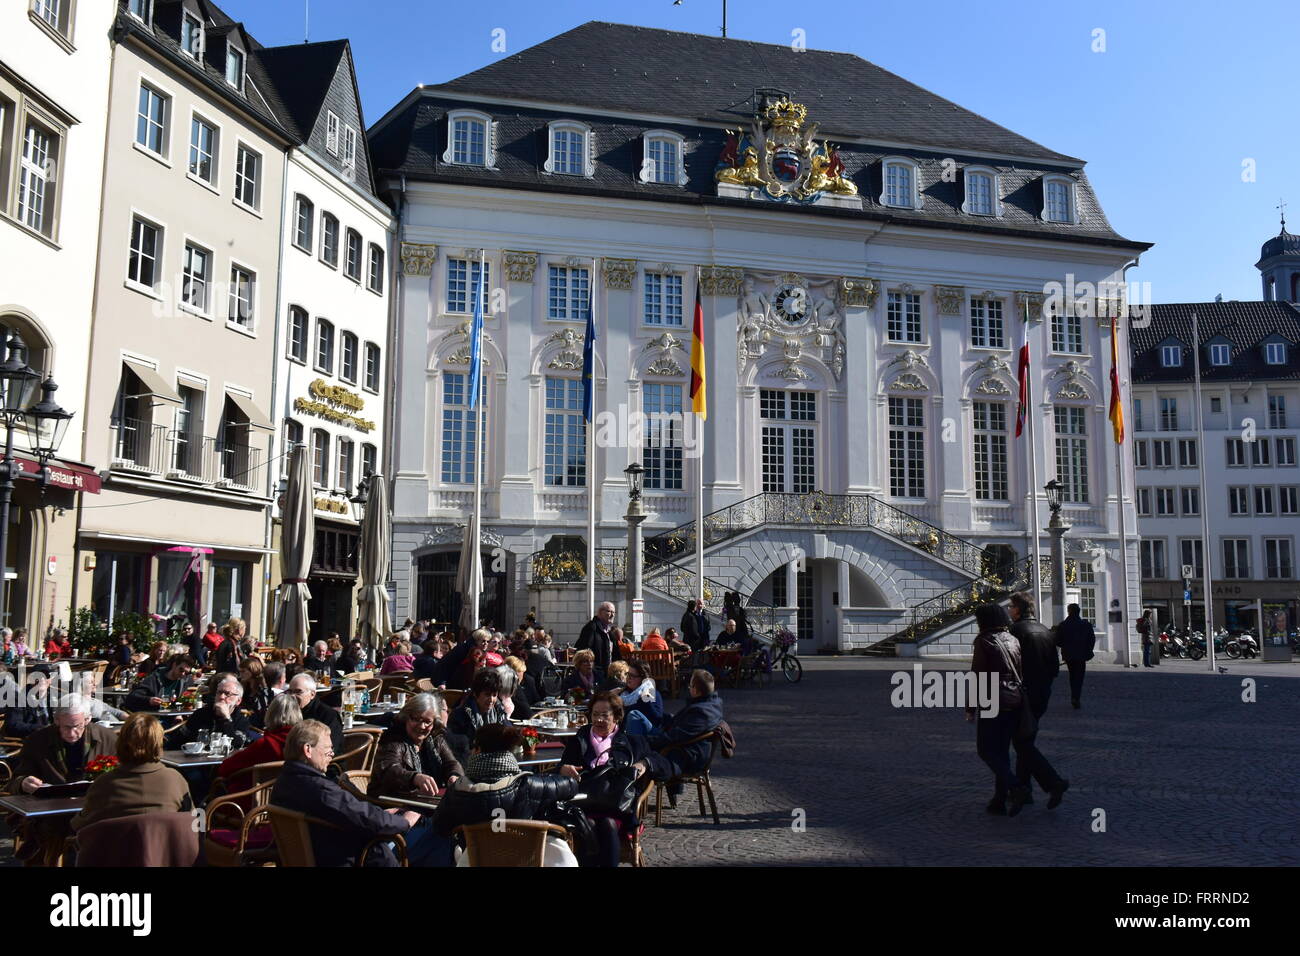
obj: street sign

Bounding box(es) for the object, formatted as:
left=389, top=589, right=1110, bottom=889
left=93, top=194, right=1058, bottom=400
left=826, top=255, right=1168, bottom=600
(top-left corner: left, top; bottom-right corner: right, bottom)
left=1183, top=589, right=1192, bottom=604
left=1182, top=564, right=1194, bottom=579
left=631, top=598, right=644, bottom=641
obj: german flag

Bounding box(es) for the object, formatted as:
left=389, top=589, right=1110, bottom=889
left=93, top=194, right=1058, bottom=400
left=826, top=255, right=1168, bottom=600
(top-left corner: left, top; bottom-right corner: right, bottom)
left=690, top=277, right=706, bottom=419
left=1109, top=312, right=1125, bottom=443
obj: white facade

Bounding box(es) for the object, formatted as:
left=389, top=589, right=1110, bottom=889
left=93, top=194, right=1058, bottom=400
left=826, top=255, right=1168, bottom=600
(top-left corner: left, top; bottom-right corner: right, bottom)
left=0, top=0, right=115, bottom=628
left=389, top=181, right=1143, bottom=660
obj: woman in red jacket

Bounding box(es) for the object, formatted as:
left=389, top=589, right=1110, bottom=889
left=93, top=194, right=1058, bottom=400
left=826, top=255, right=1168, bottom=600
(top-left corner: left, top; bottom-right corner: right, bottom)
left=217, top=693, right=302, bottom=801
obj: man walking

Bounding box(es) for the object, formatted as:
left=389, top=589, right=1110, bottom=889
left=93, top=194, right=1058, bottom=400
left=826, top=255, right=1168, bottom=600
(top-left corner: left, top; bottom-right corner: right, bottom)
left=1008, top=592, right=1069, bottom=810
left=1056, top=603, right=1096, bottom=709
left=576, top=601, right=615, bottom=672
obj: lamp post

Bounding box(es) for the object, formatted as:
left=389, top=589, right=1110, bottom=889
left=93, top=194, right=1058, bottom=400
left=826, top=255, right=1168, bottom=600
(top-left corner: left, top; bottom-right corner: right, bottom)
left=1044, top=479, right=1071, bottom=625
left=623, top=462, right=646, bottom=639
left=0, top=333, right=67, bottom=627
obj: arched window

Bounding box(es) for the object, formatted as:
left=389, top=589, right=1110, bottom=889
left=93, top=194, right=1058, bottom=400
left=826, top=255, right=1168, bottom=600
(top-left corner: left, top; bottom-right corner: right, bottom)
left=0, top=313, right=51, bottom=382
left=640, top=130, right=688, bottom=186
left=1042, top=174, right=1077, bottom=224
left=1291, top=273, right=1300, bottom=302
left=962, top=165, right=1002, bottom=217
left=879, top=157, right=921, bottom=210
left=545, top=121, right=593, bottom=178
left=443, top=110, right=495, bottom=167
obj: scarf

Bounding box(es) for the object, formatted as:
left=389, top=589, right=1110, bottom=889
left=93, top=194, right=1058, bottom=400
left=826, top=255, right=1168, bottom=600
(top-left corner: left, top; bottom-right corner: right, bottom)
left=467, top=751, right=521, bottom=784
left=589, top=725, right=618, bottom=767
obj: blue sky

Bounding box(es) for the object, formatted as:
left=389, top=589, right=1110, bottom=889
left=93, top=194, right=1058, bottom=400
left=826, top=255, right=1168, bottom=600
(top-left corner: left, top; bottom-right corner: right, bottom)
left=223, top=0, right=1300, bottom=304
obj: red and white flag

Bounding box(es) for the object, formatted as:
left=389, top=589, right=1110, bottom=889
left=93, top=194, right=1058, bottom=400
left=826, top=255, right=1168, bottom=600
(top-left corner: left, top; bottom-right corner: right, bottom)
left=1015, top=303, right=1031, bottom=438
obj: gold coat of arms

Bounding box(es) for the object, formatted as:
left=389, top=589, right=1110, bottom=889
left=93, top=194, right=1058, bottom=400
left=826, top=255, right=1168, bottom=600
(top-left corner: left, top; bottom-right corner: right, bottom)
left=715, top=98, right=858, bottom=204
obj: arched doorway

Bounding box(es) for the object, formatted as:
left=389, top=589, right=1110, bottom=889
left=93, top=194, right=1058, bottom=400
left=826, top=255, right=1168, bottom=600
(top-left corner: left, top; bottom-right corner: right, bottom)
left=415, top=549, right=507, bottom=629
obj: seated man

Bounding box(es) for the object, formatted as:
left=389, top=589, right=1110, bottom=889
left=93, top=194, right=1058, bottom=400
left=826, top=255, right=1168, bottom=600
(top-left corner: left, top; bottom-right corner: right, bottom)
left=6, top=694, right=117, bottom=863
left=286, top=672, right=345, bottom=756
left=648, top=669, right=724, bottom=803
left=271, top=719, right=419, bottom=866
left=125, top=654, right=195, bottom=712
left=167, top=673, right=254, bottom=749
left=304, top=641, right=335, bottom=678
left=4, top=663, right=55, bottom=738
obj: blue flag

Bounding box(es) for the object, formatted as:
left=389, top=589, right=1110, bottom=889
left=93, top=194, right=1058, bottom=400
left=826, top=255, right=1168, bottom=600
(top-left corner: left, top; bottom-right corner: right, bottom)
left=467, top=260, right=484, bottom=410
left=581, top=274, right=596, bottom=422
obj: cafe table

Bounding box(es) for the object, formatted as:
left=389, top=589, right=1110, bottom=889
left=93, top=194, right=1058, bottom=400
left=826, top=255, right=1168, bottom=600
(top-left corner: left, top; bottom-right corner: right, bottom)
left=374, top=793, right=440, bottom=812
left=518, top=755, right=561, bottom=769
left=161, top=750, right=226, bottom=770
left=0, top=793, right=85, bottom=818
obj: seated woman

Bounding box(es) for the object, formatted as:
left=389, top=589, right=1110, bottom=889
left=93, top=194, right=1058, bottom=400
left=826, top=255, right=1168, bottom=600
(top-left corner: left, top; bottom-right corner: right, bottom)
left=560, top=649, right=602, bottom=698
left=76, top=672, right=127, bottom=723
left=619, top=661, right=664, bottom=734
left=504, top=655, right=541, bottom=707
left=447, top=668, right=508, bottom=740
left=240, top=657, right=273, bottom=723
left=596, top=659, right=630, bottom=694
left=433, top=723, right=580, bottom=866
left=137, top=641, right=169, bottom=677
left=379, top=641, right=416, bottom=675
left=641, top=628, right=669, bottom=652
left=71, top=713, right=192, bottom=832
left=495, top=662, right=531, bottom=721
left=216, top=692, right=302, bottom=799
left=558, top=692, right=660, bottom=867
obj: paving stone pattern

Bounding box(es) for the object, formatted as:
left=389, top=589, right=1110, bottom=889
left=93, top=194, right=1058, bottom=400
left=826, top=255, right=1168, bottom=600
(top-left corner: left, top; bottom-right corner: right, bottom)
left=639, top=658, right=1300, bottom=866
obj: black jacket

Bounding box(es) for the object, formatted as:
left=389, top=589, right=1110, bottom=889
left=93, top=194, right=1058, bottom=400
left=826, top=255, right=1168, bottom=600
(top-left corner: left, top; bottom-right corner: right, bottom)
left=125, top=669, right=193, bottom=712
left=301, top=698, right=346, bottom=755
left=446, top=698, right=508, bottom=743
left=576, top=619, right=613, bottom=671
left=432, top=770, right=579, bottom=839
left=167, top=704, right=253, bottom=750
left=560, top=668, right=603, bottom=696
left=370, top=726, right=465, bottom=798
left=561, top=726, right=652, bottom=771
left=680, top=610, right=710, bottom=650
left=1011, top=615, right=1059, bottom=714
left=1056, top=615, right=1097, bottom=663
left=3, top=693, right=54, bottom=738
left=412, top=653, right=441, bottom=682
left=649, top=692, right=724, bottom=775
left=212, top=637, right=241, bottom=674
left=270, top=760, right=410, bottom=866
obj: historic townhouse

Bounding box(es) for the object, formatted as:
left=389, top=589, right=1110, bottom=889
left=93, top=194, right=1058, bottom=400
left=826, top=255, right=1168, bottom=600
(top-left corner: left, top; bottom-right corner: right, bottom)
left=0, top=0, right=115, bottom=632
left=371, top=22, right=1150, bottom=658
left=1131, top=226, right=1300, bottom=647
left=259, top=40, right=393, bottom=644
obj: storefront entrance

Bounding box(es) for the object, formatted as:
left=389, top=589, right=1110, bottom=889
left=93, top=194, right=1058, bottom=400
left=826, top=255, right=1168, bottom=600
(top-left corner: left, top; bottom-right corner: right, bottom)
left=415, top=549, right=507, bottom=630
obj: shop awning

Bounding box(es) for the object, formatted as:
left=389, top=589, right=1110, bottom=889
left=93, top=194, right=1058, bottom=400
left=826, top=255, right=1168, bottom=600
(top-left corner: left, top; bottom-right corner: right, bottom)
left=225, top=390, right=274, bottom=431
left=123, top=359, right=182, bottom=408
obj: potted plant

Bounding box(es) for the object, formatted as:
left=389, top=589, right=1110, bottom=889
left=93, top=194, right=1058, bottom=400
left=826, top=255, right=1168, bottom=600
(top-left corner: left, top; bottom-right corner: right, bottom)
left=85, top=755, right=120, bottom=779
left=520, top=726, right=540, bottom=757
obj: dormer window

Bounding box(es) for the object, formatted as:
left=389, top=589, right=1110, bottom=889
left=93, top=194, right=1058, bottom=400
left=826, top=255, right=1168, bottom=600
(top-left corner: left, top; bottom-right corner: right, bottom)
left=128, top=0, right=152, bottom=24
left=225, top=46, right=244, bottom=89
left=545, top=121, right=593, bottom=178
left=1265, top=342, right=1288, bottom=365
left=641, top=130, right=687, bottom=186
left=880, top=157, right=921, bottom=210
left=443, top=110, right=496, bottom=168
left=342, top=126, right=357, bottom=175
left=962, top=166, right=1002, bottom=217
left=1209, top=343, right=1231, bottom=366
left=1042, top=175, right=1076, bottom=223
left=181, top=11, right=203, bottom=58
left=1161, top=344, right=1183, bottom=368
left=326, top=111, right=339, bottom=155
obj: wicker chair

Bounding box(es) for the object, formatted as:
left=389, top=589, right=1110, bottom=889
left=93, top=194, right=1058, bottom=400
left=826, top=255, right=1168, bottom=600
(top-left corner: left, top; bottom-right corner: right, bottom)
left=622, top=777, right=653, bottom=867
left=203, top=780, right=278, bottom=867
left=453, top=820, right=569, bottom=867
left=333, top=732, right=377, bottom=773
left=440, top=689, right=464, bottom=708
left=653, top=729, right=721, bottom=826
left=413, top=678, right=435, bottom=694
left=266, top=805, right=407, bottom=867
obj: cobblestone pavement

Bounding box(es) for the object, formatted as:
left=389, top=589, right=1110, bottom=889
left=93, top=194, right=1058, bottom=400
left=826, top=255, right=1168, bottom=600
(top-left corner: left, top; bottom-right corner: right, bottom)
left=638, top=658, right=1300, bottom=866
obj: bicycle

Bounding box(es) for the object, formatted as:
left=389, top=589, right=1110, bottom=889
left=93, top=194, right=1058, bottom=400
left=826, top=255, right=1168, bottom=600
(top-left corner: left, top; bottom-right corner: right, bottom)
left=752, top=630, right=802, bottom=684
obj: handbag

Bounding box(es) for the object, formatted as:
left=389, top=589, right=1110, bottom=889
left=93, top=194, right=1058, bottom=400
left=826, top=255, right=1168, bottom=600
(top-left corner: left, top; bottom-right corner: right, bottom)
left=993, top=638, right=1038, bottom=741
left=570, top=764, right=646, bottom=816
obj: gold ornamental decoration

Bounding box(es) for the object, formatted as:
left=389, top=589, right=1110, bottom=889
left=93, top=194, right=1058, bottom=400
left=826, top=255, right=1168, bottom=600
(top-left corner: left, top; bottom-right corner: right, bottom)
left=715, top=98, right=858, bottom=203
left=294, top=379, right=375, bottom=433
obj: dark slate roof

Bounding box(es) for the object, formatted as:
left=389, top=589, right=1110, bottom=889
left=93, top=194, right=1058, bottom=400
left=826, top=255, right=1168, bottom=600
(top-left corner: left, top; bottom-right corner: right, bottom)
left=253, top=40, right=348, bottom=142
left=435, top=21, right=1076, bottom=162
left=369, top=23, right=1149, bottom=250
left=1258, top=226, right=1300, bottom=264
left=1129, top=302, right=1300, bottom=383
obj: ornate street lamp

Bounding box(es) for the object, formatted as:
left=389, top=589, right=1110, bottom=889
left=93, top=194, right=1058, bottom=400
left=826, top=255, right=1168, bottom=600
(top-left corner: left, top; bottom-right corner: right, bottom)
left=623, top=462, right=647, bottom=640
left=624, top=461, right=644, bottom=502
left=1043, top=479, right=1070, bottom=624
left=1043, top=478, right=1063, bottom=516
left=0, top=334, right=40, bottom=415
left=24, top=379, right=74, bottom=470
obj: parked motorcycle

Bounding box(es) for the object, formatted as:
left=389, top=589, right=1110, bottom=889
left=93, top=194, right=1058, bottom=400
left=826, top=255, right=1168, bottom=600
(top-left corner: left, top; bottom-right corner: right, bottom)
left=1186, top=629, right=1225, bottom=661
left=1158, top=627, right=1191, bottom=658
left=1225, top=630, right=1259, bottom=659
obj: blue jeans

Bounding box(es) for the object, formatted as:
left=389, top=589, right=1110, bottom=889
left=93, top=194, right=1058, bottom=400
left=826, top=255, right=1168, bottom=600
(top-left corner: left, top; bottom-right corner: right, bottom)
left=403, top=818, right=454, bottom=867
left=623, top=710, right=653, bottom=735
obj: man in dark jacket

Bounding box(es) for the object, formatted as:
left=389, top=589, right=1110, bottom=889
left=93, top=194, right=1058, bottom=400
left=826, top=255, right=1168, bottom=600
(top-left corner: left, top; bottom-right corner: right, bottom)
left=1056, top=603, right=1096, bottom=709
left=679, top=599, right=711, bottom=652
left=166, top=673, right=253, bottom=749
left=125, top=655, right=195, bottom=712
left=648, top=669, right=724, bottom=803
left=576, top=602, right=616, bottom=671
left=4, top=663, right=54, bottom=738
left=1008, top=592, right=1068, bottom=809
left=271, top=720, right=419, bottom=866
left=287, top=673, right=345, bottom=756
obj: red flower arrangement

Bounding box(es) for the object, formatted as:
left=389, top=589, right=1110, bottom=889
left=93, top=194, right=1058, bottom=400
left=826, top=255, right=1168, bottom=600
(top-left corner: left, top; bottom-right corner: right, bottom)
left=520, top=726, right=540, bottom=756
left=85, top=755, right=120, bottom=778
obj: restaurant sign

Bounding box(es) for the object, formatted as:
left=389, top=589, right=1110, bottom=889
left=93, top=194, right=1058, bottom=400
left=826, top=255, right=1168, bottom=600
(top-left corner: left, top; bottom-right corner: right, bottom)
left=15, top=457, right=102, bottom=494
left=294, top=379, right=376, bottom=433
left=314, top=496, right=351, bottom=515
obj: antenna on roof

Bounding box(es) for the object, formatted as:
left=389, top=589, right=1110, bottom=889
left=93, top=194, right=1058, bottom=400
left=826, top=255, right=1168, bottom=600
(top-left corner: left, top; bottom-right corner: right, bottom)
left=672, top=0, right=728, bottom=38
left=304, top=0, right=309, bottom=44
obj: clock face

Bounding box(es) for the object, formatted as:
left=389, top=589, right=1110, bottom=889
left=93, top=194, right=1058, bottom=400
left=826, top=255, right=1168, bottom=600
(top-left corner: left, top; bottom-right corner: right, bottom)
left=773, top=284, right=809, bottom=325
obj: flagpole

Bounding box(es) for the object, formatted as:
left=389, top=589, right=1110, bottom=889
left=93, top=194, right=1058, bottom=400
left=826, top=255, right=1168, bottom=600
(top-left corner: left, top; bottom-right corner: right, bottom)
left=1112, top=311, right=1135, bottom=666
left=587, top=258, right=598, bottom=620
left=693, top=267, right=705, bottom=605
left=1191, top=310, right=1216, bottom=671
left=472, top=250, right=485, bottom=632
left=1022, top=302, right=1044, bottom=613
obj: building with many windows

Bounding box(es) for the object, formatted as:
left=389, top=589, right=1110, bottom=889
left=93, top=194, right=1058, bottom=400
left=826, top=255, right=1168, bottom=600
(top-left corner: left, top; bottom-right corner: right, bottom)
left=0, top=0, right=116, bottom=631
left=371, top=22, right=1150, bottom=657
left=259, top=40, right=392, bottom=644
left=1131, top=234, right=1300, bottom=647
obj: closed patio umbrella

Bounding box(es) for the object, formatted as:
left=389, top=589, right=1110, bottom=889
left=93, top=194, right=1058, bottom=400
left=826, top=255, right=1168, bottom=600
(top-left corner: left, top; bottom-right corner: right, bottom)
left=274, top=442, right=313, bottom=649
left=356, top=473, right=391, bottom=648
left=455, top=512, right=483, bottom=634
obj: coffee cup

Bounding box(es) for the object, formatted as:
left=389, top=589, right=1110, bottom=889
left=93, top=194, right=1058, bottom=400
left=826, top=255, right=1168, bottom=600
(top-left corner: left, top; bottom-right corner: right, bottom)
left=182, top=742, right=204, bottom=754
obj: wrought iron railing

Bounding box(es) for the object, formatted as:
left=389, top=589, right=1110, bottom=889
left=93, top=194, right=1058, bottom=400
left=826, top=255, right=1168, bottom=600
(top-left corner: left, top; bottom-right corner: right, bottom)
left=110, top=417, right=169, bottom=474
left=530, top=548, right=626, bottom=585
left=870, top=555, right=1079, bottom=653
left=110, top=418, right=262, bottom=492
left=643, top=491, right=993, bottom=577
left=641, top=554, right=779, bottom=637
